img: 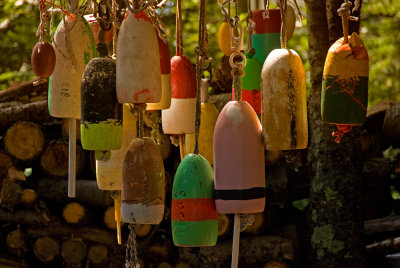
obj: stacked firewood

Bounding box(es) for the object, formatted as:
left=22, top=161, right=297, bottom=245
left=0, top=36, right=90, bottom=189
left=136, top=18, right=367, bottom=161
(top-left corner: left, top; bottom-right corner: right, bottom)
left=1, top=78, right=399, bottom=267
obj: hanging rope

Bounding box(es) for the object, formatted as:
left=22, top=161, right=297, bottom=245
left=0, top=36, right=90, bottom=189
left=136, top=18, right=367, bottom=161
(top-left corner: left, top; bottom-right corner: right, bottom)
left=176, top=0, right=183, bottom=56
left=193, top=0, right=207, bottom=155
left=129, top=104, right=146, bottom=139
left=278, top=0, right=287, bottom=49
left=245, top=0, right=255, bottom=51
left=125, top=224, right=139, bottom=268
left=337, top=0, right=358, bottom=44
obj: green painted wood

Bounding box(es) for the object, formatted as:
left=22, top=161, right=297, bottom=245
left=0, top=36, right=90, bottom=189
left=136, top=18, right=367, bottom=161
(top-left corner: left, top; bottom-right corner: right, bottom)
left=80, top=121, right=122, bottom=150
left=242, top=53, right=262, bottom=90
left=252, top=33, right=281, bottom=64
left=171, top=220, right=218, bottom=247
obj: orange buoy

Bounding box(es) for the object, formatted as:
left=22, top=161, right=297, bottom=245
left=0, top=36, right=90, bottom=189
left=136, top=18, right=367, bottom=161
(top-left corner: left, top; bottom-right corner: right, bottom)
left=116, top=11, right=161, bottom=104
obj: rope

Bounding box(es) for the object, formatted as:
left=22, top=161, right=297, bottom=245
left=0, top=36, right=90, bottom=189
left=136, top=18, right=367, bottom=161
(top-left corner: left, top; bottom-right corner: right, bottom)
left=193, top=0, right=207, bottom=155
left=262, top=0, right=270, bottom=19
left=337, top=0, right=358, bottom=44
left=176, top=0, right=183, bottom=56
left=129, top=104, right=146, bottom=139
left=332, top=125, right=352, bottom=143
left=124, top=0, right=155, bottom=13
left=125, top=224, right=139, bottom=268
left=246, top=0, right=255, bottom=50
left=278, top=0, right=287, bottom=49
left=147, top=111, right=162, bottom=145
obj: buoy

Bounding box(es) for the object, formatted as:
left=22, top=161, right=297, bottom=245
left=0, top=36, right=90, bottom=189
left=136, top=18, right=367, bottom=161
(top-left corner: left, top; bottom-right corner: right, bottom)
left=185, top=79, right=219, bottom=165
left=116, top=11, right=161, bottom=104
left=161, top=55, right=197, bottom=134
left=84, top=14, right=113, bottom=44
left=49, top=16, right=96, bottom=119
left=213, top=101, right=265, bottom=214
left=321, top=33, right=369, bottom=126
left=31, top=42, right=56, bottom=79
left=218, top=21, right=243, bottom=56
left=261, top=49, right=308, bottom=150
left=81, top=57, right=122, bottom=150
left=251, top=9, right=281, bottom=64
left=96, top=104, right=137, bottom=191
left=171, top=154, right=218, bottom=246
left=146, top=34, right=172, bottom=110
left=121, top=138, right=165, bottom=224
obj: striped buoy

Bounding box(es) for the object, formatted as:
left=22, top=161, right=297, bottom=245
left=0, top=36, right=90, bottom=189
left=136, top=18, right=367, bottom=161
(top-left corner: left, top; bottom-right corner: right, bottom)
left=162, top=55, right=197, bottom=134
left=146, top=34, right=172, bottom=110
left=81, top=57, right=122, bottom=150
left=121, top=138, right=165, bottom=224
left=261, top=49, right=308, bottom=150
left=214, top=101, right=265, bottom=214
left=172, top=154, right=218, bottom=246
left=116, top=11, right=161, bottom=104
left=321, top=33, right=369, bottom=126
left=49, top=16, right=96, bottom=119
left=96, top=104, right=137, bottom=190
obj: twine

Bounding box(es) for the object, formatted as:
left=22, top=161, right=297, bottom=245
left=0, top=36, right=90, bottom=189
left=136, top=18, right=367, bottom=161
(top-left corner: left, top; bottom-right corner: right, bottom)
left=278, top=0, right=287, bottom=49
left=337, top=0, right=358, bottom=44
left=246, top=0, right=255, bottom=50
left=129, top=104, right=146, bottom=139
left=176, top=0, right=183, bottom=56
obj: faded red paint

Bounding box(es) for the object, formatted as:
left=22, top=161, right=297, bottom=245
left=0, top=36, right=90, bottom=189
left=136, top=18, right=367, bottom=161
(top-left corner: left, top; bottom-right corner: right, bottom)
left=232, top=89, right=261, bottom=115
left=157, top=35, right=171, bottom=74
left=171, top=55, right=197, bottom=99
left=171, top=198, right=218, bottom=222
left=133, top=88, right=157, bottom=102
left=252, top=9, right=281, bottom=34
left=134, top=12, right=152, bottom=24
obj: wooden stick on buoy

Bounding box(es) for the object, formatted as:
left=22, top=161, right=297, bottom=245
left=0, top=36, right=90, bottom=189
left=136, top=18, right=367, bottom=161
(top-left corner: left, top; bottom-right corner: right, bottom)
left=231, top=214, right=240, bottom=268
left=176, top=0, right=185, bottom=161
left=68, top=118, right=76, bottom=197
left=113, top=192, right=122, bottom=245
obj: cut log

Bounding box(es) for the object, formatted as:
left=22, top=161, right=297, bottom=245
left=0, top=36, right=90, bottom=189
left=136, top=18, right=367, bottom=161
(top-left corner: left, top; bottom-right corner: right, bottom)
left=6, top=229, right=27, bottom=256
left=104, top=206, right=125, bottom=230
left=383, top=103, right=400, bottom=147
left=178, top=235, right=293, bottom=266
left=175, top=263, right=190, bottom=268
left=0, top=254, right=29, bottom=267
left=364, top=216, right=400, bottom=235
left=217, top=213, right=231, bottom=238
left=0, top=78, right=48, bottom=102
left=4, top=121, right=45, bottom=161
left=244, top=212, right=266, bottom=235
left=365, top=100, right=394, bottom=133
left=62, top=202, right=86, bottom=224
left=134, top=224, right=152, bottom=238
left=0, top=100, right=52, bottom=132
left=88, top=244, right=108, bottom=266
left=34, top=236, right=59, bottom=263
left=38, top=178, right=113, bottom=207
left=21, top=189, right=37, bottom=206
left=263, top=260, right=288, bottom=268
left=0, top=207, right=50, bottom=225
left=7, top=167, right=26, bottom=182
left=366, top=236, right=400, bottom=255
left=0, top=151, right=14, bottom=181
left=62, top=118, right=81, bottom=140
left=158, top=262, right=173, bottom=268
left=40, top=140, right=85, bottom=178
left=0, top=179, right=22, bottom=210
left=61, top=237, right=87, bottom=266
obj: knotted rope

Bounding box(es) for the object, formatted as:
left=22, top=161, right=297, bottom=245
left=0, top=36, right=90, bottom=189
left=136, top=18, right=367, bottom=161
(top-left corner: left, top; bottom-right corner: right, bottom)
left=337, top=0, right=358, bottom=44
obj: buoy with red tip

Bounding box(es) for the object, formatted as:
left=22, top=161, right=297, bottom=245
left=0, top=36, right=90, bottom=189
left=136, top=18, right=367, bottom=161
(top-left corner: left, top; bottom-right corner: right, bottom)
left=84, top=14, right=113, bottom=44
left=121, top=137, right=165, bottom=224
left=49, top=14, right=96, bottom=198
left=185, top=78, right=219, bottom=165
left=146, top=34, right=172, bottom=111
left=116, top=11, right=161, bottom=104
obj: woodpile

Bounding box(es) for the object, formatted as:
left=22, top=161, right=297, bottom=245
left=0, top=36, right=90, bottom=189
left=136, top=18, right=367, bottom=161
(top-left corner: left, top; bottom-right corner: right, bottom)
left=0, top=79, right=399, bottom=267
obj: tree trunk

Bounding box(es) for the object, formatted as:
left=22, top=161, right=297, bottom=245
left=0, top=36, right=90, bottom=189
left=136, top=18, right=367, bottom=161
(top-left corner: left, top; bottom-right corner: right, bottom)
left=306, top=0, right=365, bottom=267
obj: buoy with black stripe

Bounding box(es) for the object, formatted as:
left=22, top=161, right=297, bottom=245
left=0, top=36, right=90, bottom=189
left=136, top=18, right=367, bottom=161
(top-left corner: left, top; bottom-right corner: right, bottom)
left=213, top=100, right=266, bottom=213
left=121, top=137, right=165, bottom=224
left=81, top=57, right=122, bottom=150
left=116, top=11, right=161, bottom=104
left=172, top=154, right=218, bottom=246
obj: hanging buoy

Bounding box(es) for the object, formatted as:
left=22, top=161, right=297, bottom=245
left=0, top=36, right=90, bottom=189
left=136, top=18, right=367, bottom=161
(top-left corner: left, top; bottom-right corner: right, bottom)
left=116, top=11, right=161, bottom=104
left=261, top=49, right=308, bottom=150
left=161, top=55, right=197, bottom=134
left=84, top=14, right=113, bottom=44
left=172, top=154, right=218, bottom=246
left=214, top=101, right=265, bottom=214
left=81, top=57, right=122, bottom=150
left=185, top=79, right=219, bottom=165
left=321, top=32, right=369, bottom=137
left=218, top=21, right=243, bottom=56
left=31, top=42, right=56, bottom=79
left=49, top=16, right=96, bottom=119
left=96, top=104, right=137, bottom=190
left=146, top=34, right=172, bottom=111
left=251, top=9, right=281, bottom=64
left=121, top=138, right=165, bottom=224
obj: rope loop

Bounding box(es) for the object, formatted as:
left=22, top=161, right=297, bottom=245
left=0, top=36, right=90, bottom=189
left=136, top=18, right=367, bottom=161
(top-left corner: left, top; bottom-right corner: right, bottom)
left=337, top=0, right=358, bottom=43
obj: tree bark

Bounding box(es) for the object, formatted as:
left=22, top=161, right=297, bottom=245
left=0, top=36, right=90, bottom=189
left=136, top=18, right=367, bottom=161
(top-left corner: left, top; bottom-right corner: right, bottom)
left=306, top=0, right=365, bottom=267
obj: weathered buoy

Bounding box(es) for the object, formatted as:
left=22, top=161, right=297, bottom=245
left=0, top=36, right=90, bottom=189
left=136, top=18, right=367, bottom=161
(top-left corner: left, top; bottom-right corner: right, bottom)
left=31, top=41, right=56, bottom=79
left=84, top=14, right=113, bottom=44
left=261, top=49, right=308, bottom=150
left=321, top=33, right=369, bottom=126
left=185, top=79, right=219, bottom=164
left=146, top=35, right=172, bottom=110
left=162, top=55, right=197, bottom=134
left=218, top=21, right=243, bottom=56
left=116, top=11, right=161, bottom=104
left=80, top=57, right=122, bottom=150
left=96, top=104, right=137, bottom=190
left=49, top=16, right=96, bottom=119
left=172, top=154, right=218, bottom=246
left=251, top=9, right=281, bottom=64
left=213, top=101, right=265, bottom=214
left=121, top=138, right=165, bottom=224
